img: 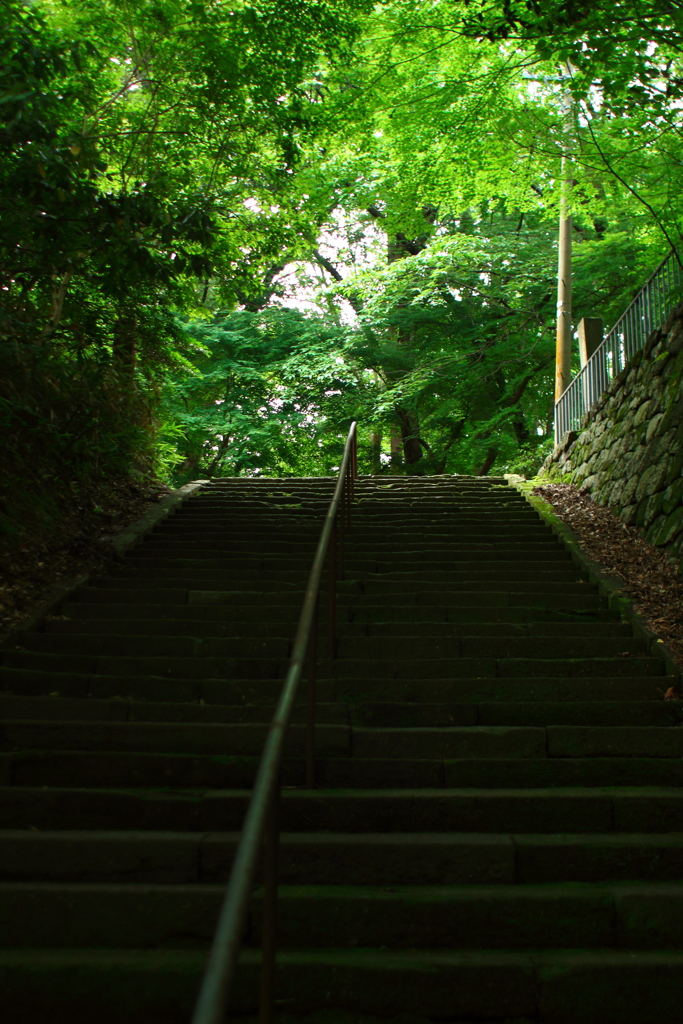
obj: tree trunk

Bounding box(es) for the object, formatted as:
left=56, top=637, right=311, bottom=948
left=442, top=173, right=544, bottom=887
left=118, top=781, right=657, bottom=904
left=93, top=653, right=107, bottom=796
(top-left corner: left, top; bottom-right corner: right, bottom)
left=477, top=447, right=498, bottom=476
left=389, top=427, right=403, bottom=474
left=113, top=311, right=137, bottom=376
left=396, top=407, right=423, bottom=467
left=370, top=430, right=382, bottom=474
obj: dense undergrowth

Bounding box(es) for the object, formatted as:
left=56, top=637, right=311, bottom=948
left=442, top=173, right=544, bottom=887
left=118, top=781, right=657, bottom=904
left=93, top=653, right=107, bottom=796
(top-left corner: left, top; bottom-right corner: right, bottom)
left=0, top=323, right=179, bottom=547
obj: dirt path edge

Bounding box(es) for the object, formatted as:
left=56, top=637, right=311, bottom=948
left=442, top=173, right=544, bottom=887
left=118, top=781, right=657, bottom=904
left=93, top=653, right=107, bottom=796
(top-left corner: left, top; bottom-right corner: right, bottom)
left=506, top=475, right=682, bottom=686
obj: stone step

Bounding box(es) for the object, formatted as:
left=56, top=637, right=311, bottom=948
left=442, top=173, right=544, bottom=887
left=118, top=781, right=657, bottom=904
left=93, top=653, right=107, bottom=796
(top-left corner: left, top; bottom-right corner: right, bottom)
left=350, top=578, right=591, bottom=595
left=0, top=651, right=287, bottom=680
left=332, top=676, right=670, bottom=702
left=141, top=525, right=552, bottom=544
left=142, top=528, right=558, bottom=545
left=0, top=668, right=331, bottom=704
left=3, top=829, right=683, bottom=885
left=327, top=656, right=662, bottom=679
left=102, top=566, right=583, bottom=584
left=44, top=618, right=298, bottom=639
left=4, top=751, right=683, bottom=790
left=59, top=602, right=301, bottom=622
left=1, top=649, right=661, bottom=682
left=350, top=700, right=683, bottom=727
left=0, top=719, right=351, bottom=756
left=11, top=631, right=645, bottom=663
left=3, top=786, right=683, bottom=833
left=117, top=555, right=575, bottom=573
left=88, top=574, right=312, bottom=589
left=58, top=601, right=609, bottom=624
left=41, top=617, right=628, bottom=639
left=346, top=591, right=604, bottom=610
left=5, top=721, right=679, bottom=759
left=2, top=694, right=677, bottom=729
left=71, top=587, right=296, bottom=605
left=3, top=946, right=683, bottom=1024
left=0, top=694, right=349, bottom=725
left=68, top=587, right=605, bottom=610
left=333, top=636, right=646, bottom=660
left=0, top=667, right=669, bottom=705
left=3, top=879, right=683, bottom=951
left=341, top=620, right=630, bottom=638
left=129, top=545, right=571, bottom=563
left=13, top=633, right=291, bottom=659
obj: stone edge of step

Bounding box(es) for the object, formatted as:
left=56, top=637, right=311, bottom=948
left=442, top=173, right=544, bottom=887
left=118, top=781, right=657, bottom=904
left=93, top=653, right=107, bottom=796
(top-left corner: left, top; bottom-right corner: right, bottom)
left=508, top=476, right=682, bottom=684
left=0, top=480, right=210, bottom=653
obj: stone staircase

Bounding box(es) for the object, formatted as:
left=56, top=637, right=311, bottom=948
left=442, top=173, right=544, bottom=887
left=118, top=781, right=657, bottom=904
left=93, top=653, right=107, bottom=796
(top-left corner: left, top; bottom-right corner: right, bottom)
left=1, top=475, right=682, bottom=1024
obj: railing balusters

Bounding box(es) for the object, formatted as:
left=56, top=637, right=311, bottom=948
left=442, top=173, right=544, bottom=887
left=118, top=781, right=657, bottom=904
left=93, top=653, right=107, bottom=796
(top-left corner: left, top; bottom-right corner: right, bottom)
left=555, top=250, right=681, bottom=440
left=329, top=517, right=337, bottom=658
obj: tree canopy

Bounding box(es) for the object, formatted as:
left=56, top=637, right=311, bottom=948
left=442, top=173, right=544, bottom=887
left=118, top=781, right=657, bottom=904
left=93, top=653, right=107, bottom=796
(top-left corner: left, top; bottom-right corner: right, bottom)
left=2, top=0, right=683, bottom=530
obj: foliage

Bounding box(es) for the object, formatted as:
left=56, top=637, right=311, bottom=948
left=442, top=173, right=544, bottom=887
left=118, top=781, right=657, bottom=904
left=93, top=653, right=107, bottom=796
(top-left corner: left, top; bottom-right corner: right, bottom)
left=0, top=0, right=369, bottom=539
left=163, top=307, right=364, bottom=480
left=261, top=0, right=683, bottom=476
left=4, top=0, right=683, bottom=516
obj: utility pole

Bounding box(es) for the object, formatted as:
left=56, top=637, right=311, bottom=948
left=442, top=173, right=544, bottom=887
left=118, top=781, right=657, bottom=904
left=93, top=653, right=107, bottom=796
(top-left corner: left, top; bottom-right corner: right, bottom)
left=554, top=63, right=574, bottom=403
left=554, top=151, right=573, bottom=401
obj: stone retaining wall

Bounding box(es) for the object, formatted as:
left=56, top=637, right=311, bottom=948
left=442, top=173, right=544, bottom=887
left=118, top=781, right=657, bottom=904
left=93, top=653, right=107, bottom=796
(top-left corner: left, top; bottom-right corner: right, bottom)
left=541, top=302, right=683, bottom=564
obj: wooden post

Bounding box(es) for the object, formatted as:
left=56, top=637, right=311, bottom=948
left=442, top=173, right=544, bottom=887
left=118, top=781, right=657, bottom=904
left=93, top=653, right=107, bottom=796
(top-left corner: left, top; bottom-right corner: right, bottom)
left=555, top=153, right=573, bottom=401
left=578, top=317, right=603, bottom=367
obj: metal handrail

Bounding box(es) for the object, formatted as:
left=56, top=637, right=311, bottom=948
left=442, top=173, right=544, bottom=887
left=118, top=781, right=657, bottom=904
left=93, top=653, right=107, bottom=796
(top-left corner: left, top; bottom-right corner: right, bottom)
left=554, top=248, right=683, bottom=440
left=190, top=421, right=358, bottom=1024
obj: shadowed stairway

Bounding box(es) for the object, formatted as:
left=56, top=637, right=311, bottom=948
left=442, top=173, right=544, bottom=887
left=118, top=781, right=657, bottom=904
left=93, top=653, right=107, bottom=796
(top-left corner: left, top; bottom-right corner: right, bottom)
left=1, top=475, right=682, bottom=1024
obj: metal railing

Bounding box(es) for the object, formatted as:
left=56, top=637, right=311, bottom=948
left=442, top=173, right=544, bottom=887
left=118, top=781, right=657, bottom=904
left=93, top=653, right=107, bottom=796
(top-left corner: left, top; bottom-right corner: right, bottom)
left=191, top=422, right=358, bottom=1024
left=554, top=249, right=683, bottom=440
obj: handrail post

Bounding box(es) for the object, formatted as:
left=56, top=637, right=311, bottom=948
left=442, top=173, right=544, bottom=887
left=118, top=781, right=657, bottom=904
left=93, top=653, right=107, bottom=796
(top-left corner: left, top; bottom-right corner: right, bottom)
left=339, top=480, right=345, bottom=581
left=328, top=517, right=336, bottom=659
left=259, top=778, right=280, bottom=1024
left=306, top=601, right=317, bottom=789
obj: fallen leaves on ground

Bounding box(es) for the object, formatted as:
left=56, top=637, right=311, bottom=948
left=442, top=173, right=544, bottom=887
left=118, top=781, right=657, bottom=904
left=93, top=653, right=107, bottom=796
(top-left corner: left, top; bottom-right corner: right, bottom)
left=533, top=483, right=683, bottom=670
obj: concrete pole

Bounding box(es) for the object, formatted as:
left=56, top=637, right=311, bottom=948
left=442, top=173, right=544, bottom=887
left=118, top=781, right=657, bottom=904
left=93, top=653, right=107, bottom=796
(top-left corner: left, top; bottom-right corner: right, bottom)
left=554, top=152, right=573, bottom=401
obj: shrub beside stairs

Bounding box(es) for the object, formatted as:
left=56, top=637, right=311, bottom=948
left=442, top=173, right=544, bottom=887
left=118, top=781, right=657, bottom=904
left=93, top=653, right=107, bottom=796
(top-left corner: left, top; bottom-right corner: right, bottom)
left=1, top=475, right=682, bottom=1024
